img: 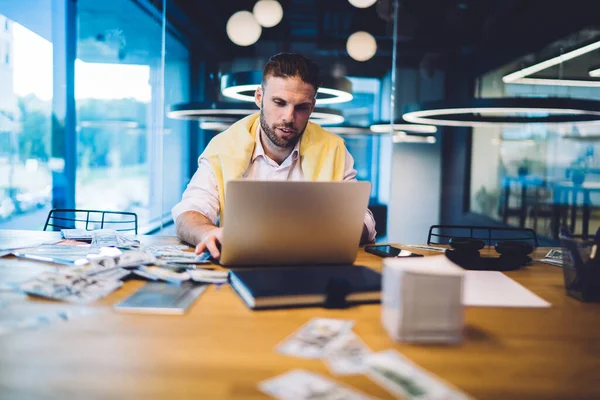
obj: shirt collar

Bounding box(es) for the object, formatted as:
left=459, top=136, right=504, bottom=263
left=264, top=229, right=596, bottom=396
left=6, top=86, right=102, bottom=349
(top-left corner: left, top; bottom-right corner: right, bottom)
left=252, top=124, right=300, bottom=163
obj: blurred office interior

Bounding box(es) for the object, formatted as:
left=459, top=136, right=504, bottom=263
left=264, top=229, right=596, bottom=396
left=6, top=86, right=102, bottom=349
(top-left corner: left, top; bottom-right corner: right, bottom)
left=1, top=0, right=600, bottom=245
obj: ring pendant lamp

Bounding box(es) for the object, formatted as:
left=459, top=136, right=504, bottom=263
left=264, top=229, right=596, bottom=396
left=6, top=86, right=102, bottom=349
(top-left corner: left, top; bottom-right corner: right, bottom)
left=220, top=71, right=353, bottom=105
left=327, top=125, right=378, bottom=136
left=167, top=102, right=345, bottom=125
left=392, top=131, right=437, bottom=144
left=327, top=123, right=437, bottom=143
left=369, top=120, right=437, bottom=134
left=402, top=97, right=600, bottom=128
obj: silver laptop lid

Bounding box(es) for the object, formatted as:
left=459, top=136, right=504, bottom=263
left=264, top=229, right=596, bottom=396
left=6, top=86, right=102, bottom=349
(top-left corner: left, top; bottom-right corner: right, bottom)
left=220, top=180, right=371, bottom=266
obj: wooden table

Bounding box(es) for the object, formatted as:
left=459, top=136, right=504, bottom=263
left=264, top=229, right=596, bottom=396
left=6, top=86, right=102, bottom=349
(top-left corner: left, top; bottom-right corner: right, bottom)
left=1, top=230, right=600, bottom=399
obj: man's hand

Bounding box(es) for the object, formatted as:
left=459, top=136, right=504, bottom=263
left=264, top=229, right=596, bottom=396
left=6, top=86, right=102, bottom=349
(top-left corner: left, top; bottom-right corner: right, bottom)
left=195, top=227, right=224, bottom=259
left=175, top=211, right=224, bottom=259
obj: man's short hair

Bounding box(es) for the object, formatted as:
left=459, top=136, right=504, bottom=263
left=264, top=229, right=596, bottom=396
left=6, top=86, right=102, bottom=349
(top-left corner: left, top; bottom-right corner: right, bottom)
left=262, top=53, right=321, bottom=94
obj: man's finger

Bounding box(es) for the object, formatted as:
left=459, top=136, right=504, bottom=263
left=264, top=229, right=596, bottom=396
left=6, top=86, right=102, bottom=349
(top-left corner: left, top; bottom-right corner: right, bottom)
left=195, top=242, right=207, bottom=255
left=204, top=237, right=221, bottom=259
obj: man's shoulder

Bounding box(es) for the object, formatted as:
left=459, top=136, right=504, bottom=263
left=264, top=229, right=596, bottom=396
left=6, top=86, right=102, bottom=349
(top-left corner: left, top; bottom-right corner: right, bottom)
left=306, top=122, right=345, bottom=147
left=201, top=114, right=258, bottom=158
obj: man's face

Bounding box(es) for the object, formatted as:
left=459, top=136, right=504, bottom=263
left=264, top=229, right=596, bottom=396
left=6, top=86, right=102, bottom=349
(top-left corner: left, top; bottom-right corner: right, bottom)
left=254, top=75, right=316, bottom=149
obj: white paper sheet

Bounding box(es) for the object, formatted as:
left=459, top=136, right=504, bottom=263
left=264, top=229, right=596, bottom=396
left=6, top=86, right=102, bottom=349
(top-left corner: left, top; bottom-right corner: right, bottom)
left=463, top=271, right=550, bottom=308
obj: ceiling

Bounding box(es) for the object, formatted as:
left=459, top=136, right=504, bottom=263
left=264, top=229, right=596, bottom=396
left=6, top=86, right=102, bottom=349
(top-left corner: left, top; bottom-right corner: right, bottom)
left=169, top=0, right=600, bottom=77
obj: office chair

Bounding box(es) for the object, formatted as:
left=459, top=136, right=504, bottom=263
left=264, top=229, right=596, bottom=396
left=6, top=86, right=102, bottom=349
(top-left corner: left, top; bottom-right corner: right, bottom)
left=43, top=209, right=138, bottom=234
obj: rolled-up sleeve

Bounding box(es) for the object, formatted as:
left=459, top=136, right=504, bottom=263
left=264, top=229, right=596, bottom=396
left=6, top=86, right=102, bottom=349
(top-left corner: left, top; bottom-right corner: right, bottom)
left=171, top=158, right=220, bottom=226
left=342, top=149, right=377, bottom=243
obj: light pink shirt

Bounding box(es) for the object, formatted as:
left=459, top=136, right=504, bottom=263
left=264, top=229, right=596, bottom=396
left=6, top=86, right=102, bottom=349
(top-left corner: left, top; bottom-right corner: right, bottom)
left=172, top=129, right=377, bottom=242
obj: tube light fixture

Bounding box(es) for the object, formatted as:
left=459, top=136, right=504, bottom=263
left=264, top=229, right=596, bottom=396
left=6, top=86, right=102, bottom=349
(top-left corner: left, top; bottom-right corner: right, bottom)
left=510, top=78, right=600, bottom=88
left=502, top=39, right=600, bottom=83
left=589, top=66, right=600, bottom=77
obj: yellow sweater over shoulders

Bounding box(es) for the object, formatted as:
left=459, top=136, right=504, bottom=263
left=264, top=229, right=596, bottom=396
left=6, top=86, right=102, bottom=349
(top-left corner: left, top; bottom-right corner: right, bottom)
left=199, top=112, right=347, bottom=224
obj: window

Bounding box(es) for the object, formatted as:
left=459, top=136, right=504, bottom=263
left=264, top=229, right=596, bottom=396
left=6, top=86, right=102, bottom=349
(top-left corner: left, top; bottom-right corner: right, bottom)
left=469, top=31, right=600, bottom=240
left=331, top=77, right=382, bottom=201
left=0, top=13, right=53, bottom=229
left=0, top=1, right=189, bottom=232
left=76, top=0, right=190, bottom=231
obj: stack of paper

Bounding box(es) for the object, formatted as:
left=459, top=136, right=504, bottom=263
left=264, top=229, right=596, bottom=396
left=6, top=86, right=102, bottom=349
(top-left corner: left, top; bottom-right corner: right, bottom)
left=382, top=255, right=464, bottom=343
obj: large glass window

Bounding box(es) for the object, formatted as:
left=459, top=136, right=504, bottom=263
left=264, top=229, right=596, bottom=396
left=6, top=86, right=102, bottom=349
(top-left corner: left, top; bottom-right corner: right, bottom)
left=470, top=31, right=600, bottom=240
left=333, top=76, right=382, bottom=200
left=0, top=1, right=189, bottom=232
left=0, top=11, right=53, bottom=229
left=76, top=0, right=189, bottom=231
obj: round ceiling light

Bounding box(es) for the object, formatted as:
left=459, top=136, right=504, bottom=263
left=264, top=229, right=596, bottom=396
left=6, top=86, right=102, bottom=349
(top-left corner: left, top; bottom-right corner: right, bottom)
left=167, top=102, right=344, bottom=125
left=403, top=97, right=600, bottom=127
left=220, top=71, right=353, bottom=105
left=348, top=0, right=377, bottom=8
left=226, top=11, right=261, bottom=46
left=346, top=31, right=377, bottom=61
left=253, top=0, right=283, bottom=28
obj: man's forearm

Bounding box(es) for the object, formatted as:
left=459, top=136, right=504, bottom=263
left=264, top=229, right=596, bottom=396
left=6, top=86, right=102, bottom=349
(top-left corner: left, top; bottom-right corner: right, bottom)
left=175, top=211, right=219, bottom=246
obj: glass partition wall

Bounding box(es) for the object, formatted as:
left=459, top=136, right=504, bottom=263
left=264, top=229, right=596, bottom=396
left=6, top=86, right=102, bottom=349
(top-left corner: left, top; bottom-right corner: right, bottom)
left=0, top=4, right=54, bottom=228
left=0, top=0, right=188, bottom=232
left=469, top=30, right=600, bottom=241
left=0, top=0, right=396, bottom=236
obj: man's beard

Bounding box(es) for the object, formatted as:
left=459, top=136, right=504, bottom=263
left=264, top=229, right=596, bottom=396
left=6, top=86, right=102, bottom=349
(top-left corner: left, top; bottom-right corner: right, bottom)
left=259, top=110, right=303, bottom=149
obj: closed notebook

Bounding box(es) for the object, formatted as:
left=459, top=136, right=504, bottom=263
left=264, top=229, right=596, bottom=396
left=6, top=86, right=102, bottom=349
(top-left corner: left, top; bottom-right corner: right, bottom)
left=229, top=265, right=381, bottom=310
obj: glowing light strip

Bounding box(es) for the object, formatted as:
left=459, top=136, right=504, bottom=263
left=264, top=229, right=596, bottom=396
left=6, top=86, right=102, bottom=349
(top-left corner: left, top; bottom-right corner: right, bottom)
left=369, top=123, right=437, bottom=133
left=327, top=126, right=374, bottom=135
left=172, top=108, right=344, bottom=126
left=221, top=84, right=353, bottom=105
left=392, top=131, right=436, bottom=144
left=220, top=85, right=259, bottom=102
left=316, top=87, right=354, bottom=105
left=403, top=106, right=600, bottom=128
left=166, top=109, right=257, bottom=119
left=511, top=78, right=600, bottom=87
left=589, top=67, right=600, bottom=77
left=502, top=40, right=600, bottom=83
left=311, top=111, right=345, bottom=125
left=199, top=121, right=236, bottom=131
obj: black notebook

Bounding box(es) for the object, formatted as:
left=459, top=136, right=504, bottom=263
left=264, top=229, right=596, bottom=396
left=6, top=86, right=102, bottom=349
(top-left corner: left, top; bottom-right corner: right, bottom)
left=229, top=265, right=381, bottom=310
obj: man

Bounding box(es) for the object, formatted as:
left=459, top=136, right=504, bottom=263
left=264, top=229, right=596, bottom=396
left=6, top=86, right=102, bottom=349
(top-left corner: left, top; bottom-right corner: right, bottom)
left=172, top=53, right=376, bottom=259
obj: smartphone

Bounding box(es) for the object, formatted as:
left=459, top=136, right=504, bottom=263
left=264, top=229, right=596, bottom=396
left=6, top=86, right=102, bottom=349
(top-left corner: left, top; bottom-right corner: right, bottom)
left=364, top=245, right=424, bottom=258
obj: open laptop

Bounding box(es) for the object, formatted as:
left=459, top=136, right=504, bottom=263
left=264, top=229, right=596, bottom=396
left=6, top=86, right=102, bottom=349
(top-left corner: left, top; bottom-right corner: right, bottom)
left=219, top=180, right=371, bottom=266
